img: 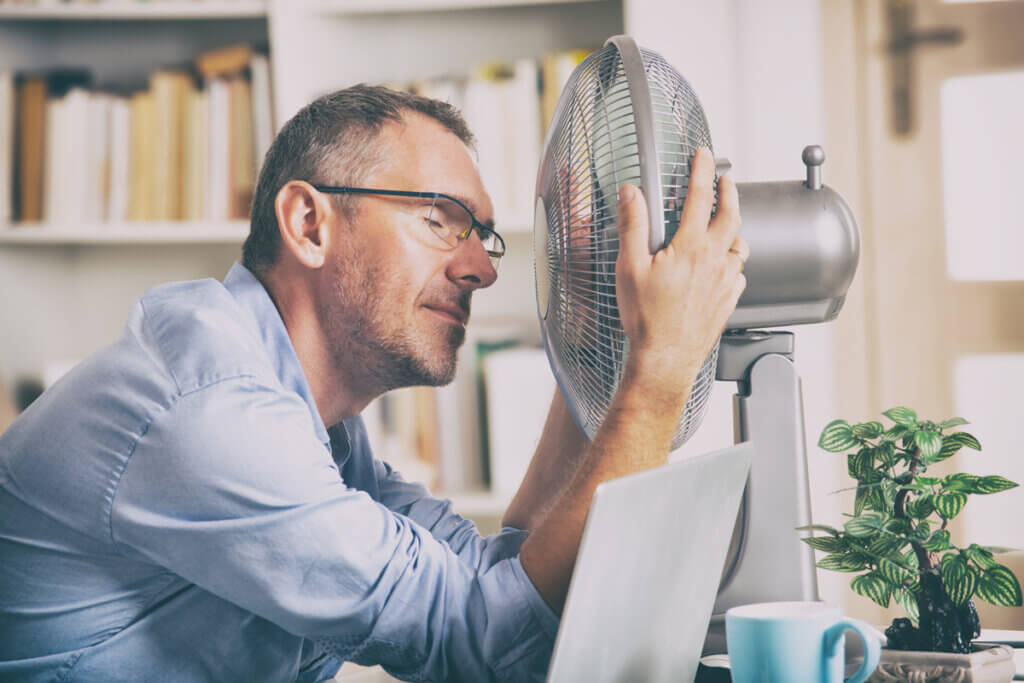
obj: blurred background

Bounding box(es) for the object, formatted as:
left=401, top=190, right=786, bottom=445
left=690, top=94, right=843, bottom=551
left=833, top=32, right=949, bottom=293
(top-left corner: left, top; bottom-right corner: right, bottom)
left=0, top=0, right=1021, bottom=633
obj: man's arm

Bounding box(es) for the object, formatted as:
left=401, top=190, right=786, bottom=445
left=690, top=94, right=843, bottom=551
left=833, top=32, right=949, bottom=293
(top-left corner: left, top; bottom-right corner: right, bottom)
left=519, top=147, right=748, bottom=613
left=502, top=389, right=587, bottom=531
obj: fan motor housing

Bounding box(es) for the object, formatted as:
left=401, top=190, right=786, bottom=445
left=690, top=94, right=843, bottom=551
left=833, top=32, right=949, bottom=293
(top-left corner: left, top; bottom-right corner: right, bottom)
left=727, top=177, right=860, bottom=330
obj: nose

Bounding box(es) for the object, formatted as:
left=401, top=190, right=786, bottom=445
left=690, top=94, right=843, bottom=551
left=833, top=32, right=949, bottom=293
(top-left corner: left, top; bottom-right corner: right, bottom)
left=447, top=232, right=498, bottom=290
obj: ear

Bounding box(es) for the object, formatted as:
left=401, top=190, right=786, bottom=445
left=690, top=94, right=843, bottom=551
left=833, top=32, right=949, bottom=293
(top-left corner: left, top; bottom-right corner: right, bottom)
left=274, top=180, right=334, bottom=269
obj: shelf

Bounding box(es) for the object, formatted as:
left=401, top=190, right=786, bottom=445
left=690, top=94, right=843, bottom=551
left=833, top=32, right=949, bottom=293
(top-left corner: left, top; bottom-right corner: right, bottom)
left=0, top=221, right=250, bottom=244
left=0, top=1, right=267, bottom=20
left=304, top=0, right=596, bottom=15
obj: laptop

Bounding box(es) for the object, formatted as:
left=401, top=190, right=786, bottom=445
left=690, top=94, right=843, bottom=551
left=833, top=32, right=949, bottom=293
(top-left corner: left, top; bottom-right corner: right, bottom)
left=546, top=442, right=753, bottom=683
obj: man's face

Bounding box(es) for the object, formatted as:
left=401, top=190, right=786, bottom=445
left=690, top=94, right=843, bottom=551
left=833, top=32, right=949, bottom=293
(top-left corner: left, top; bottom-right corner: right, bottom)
left=316, top=113, right=497, bottom=391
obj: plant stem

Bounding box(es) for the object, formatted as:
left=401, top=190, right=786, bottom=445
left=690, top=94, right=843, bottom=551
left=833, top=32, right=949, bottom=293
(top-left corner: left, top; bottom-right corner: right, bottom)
left=894, top=446, right=933, bottom=573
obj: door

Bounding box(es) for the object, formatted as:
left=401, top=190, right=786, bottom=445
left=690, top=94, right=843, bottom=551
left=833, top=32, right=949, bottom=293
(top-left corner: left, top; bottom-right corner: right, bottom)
left=827, top=0, right=1024, bottom=626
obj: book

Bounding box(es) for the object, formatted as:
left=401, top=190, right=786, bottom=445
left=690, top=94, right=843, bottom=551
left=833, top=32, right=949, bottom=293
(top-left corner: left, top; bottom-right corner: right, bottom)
left=182, top=86, right=207, bottom=221
left=15, top=75, right=47, bottom=222
left=150, top=69, right=193, bottom=220
left=505, top=58, right=541, bottom=223
left=462, top=62, right=515, bottom=219
left=227, top=75, right=254, bottom=219
left=205, top=76, right=231, bottom=221
left=195, top=43, right=253, bottom=81
left=84, top=92, right=111, bottom=223
left=127, top=90, right=156, bottom=221
left=540, top=49, right=590, bottom=130
left=43, top=87, right=91, bottom=224
left=482, top=346, right=555, bottom=497
left=0, top=72, right=13, bottom=225
left=376, top=387, right=441, bottom=492
left=249, top=52, right=273, bottom=175
left=106, top=96, right=131, bottom=223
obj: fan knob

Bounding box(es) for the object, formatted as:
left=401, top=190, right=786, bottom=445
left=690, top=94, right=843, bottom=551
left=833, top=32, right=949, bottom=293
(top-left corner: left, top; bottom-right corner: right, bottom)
left=802, top=145, right=826, bottom=190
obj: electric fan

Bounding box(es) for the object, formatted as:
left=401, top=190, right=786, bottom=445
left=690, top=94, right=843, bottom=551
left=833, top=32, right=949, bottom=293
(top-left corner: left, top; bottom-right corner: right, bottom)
left=534, top=35, right=860, bottom=654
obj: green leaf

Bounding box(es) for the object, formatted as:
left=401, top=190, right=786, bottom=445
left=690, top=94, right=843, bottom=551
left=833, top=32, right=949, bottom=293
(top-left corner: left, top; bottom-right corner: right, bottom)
left=796, top=524, right=841, bottom=536
left=867, top=486, right=888, bottom=513
left=895, top=587, right=920, bottom=625
left=911, top=519, right=932, bottom=541
left=966, top=545, right=998, bottom=570
left=936, top=432, right=982, bottom=462
left=935, top=491, right=968, bottom=519
left=868, top=535, right=906, bottom=557
left=940, top=417, right=969, bottom=429
left=937, top=557, right=970, bottom=602
left=976, top=565, right=1023, bottom=607
left=943, top=561, right=977, bottom=606
left=854, top=485, right=869, bottom=517
left=852, top=421, right=885, bottom=439
left=880, top=425, right=908, bottom=443
left=851, top=573, right=892, bottom=608
left=975, top=476, right=1018, bottom=494
left=802, top=536, right=847, bottom=553
left=818, top=553, right=870, bottom=573
left=974, top=565, right=1024, bottom=606
left=845, top=512, right=886, bottom=538
left=876, top=442, right=897, bottom=469
left=922, top=529, right=952, bottom=552
left=903, top=548, right=920, bottom=570
left=943, top=473, right=981, bottom=493
left=884, top=407, right=918, bottom=426
left=982, top=546, right=1020, bottom=555
left=916, top=476, right=940, bottom=486
left=848, top=450, right=875, bottom=481
left=914, top=430, right=943, bottom=459
left=883, top=518, right=913, bottom=535
left=878, top=557, right=915, bottom=586
left=820, top=420, right=858, bottom=452
left=905, top=494, right=935, bottom=519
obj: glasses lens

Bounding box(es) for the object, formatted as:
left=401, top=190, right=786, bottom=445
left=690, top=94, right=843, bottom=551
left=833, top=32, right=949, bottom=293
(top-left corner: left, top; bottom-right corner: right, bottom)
left=427, top=196, right=504, bottom=269
left=427, top=197, right=471, bottom=249
left=479, top=231, right=504, bottom=270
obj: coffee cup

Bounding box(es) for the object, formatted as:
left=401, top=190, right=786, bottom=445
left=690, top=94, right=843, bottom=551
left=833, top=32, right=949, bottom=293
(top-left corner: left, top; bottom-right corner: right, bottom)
left=725, top=601, right=881, bottom=683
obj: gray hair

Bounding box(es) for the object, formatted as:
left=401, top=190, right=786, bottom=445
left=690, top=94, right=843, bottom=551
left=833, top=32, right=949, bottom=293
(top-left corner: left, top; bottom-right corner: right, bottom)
left=242, top=84, right=475, bottom=274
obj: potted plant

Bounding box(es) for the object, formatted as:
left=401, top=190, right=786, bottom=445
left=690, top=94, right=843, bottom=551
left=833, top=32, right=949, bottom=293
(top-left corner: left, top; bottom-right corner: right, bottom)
left=804, top=407, right=1022, bottom=681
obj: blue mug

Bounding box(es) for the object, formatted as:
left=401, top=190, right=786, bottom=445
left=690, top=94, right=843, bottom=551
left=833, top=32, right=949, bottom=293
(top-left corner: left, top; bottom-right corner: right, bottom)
left=726, top=601, right=881, bottom=683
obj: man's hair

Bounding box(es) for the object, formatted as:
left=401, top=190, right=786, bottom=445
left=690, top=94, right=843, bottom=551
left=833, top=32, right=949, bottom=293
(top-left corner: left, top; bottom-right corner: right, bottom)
left=242, top=84, right=475, bottom=274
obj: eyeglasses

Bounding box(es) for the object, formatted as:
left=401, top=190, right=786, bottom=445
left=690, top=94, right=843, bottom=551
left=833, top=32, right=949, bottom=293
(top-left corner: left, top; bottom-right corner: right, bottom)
left=312, top=185, right=506, bottom=269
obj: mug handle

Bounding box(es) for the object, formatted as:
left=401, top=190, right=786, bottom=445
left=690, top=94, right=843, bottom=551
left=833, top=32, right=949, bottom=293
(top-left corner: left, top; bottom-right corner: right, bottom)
left=823, top=617, right=882, bottom=683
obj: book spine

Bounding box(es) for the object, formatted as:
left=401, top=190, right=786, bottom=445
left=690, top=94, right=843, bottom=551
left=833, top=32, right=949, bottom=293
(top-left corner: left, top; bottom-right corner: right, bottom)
left=0, top=72, right=13, bottom=225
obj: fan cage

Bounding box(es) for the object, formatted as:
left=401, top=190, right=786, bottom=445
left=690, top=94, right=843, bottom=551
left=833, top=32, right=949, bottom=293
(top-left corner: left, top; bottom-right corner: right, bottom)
left=535, top=41, right=719, bottom=449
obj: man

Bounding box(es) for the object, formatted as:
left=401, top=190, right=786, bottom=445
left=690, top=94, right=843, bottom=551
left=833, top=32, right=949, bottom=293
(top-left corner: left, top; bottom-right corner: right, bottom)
left=0, top=85, right=747, bottom=682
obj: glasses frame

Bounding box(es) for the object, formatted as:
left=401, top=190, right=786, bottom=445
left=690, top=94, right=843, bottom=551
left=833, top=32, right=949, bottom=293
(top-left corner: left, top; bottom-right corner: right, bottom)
left=311, top=185, right=506, bottom=266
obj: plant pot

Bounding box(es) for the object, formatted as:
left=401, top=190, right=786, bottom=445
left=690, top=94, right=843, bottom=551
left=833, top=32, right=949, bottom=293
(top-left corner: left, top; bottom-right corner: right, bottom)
left=849, top=643, right=1016, bottom=683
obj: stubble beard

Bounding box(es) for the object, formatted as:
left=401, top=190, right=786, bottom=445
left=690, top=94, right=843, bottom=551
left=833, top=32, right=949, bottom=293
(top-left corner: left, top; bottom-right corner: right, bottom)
left=320, top=250, right=467, bottom=394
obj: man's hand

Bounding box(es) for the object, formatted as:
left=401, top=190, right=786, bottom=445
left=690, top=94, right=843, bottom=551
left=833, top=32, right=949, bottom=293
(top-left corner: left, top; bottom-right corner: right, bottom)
left=615, top=146, right=747, bottom=403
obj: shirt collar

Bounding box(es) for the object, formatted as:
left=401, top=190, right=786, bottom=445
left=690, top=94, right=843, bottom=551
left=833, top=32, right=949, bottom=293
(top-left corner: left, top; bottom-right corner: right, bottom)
left=223, top=262, right=330, bottom=448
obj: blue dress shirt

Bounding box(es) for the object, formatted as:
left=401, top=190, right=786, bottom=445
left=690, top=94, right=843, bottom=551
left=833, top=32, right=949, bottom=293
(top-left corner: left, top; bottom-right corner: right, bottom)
left=0, top=263, right=558, bottom=682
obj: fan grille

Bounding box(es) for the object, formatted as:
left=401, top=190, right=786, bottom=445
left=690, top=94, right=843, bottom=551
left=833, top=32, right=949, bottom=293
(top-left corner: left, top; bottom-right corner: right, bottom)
left=535, top=41, right=719, bottom=450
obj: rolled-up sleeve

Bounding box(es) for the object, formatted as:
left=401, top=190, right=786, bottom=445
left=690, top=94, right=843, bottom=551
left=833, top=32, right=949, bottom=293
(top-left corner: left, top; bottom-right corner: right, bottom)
left=370, top=455, right=531, bottom=573
left=109, top=378, right=558, bottom=682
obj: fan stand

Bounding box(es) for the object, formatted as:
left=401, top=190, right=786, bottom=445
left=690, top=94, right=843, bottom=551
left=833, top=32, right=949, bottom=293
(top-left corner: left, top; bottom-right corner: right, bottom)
left=702, top=329, right=821, bottom=655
